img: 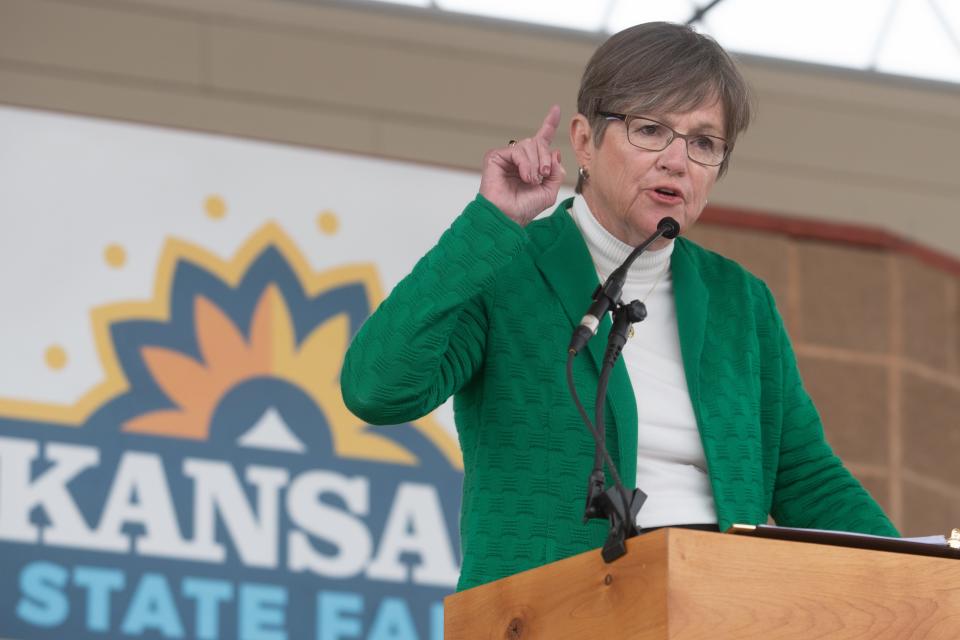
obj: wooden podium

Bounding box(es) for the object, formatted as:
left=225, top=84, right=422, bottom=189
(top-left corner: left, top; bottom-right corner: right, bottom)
left=443, top=528, right=960, bottom=639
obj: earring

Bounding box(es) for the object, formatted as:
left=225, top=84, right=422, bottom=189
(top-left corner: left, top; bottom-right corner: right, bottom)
left=578, top=166, right=590, bottom=181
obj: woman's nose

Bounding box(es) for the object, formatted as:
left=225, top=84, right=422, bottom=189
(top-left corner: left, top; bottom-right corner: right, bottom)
left=657, top=136, right=688, bottom=173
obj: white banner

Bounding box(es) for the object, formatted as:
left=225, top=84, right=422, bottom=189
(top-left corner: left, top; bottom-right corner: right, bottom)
left=0, top=105, right=535, bottom=640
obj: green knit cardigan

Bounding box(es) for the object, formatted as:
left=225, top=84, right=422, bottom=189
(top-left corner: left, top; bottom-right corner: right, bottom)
left=341, top=195, right=898, bottom=592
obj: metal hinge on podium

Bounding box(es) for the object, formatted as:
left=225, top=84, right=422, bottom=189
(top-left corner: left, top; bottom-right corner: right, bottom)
left=948, top=528, right=960, bottom=550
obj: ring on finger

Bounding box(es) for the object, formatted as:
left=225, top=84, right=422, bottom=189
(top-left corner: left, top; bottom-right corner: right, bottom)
left=508, top=140, right=518, bottom=147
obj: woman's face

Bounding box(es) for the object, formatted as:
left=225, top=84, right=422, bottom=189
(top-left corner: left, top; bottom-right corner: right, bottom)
left=571, top=100, right=726, bottom=249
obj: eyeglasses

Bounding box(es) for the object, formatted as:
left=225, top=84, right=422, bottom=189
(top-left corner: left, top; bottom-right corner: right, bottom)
left=598, top=111, right=729, bottom=167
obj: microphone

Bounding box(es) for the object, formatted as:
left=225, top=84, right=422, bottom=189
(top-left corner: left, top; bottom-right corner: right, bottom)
left=568, top=217, right=679, bottom=354
left=656, top=216, right=681, bottom=240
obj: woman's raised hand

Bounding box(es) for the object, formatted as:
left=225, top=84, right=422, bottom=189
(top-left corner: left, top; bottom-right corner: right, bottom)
left=479, top=105, right=566, bottom=227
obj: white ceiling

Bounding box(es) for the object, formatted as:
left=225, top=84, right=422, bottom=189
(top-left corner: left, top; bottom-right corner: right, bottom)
left=361, top=0, right=960, bottom=85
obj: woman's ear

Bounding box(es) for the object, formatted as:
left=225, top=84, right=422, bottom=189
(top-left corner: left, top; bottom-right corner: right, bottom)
left=570, top=113, right=594, bottom=169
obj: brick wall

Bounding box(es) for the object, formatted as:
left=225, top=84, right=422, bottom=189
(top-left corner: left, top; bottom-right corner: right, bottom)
left=687, top=221, right=960, bottom=536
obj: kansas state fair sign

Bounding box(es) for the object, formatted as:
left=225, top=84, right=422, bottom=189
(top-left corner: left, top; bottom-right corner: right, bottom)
left=0, top=106, right=491, bottom=639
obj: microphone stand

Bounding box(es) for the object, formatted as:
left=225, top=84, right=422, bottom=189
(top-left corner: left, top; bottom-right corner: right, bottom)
left=566, top=217, right=678, bottom=563
left=591, top=300, right=648, bottom=561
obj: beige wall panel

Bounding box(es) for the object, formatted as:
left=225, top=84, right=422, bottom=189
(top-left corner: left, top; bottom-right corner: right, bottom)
left=901, top=372, right=960, bottom=488
left=899, top=256, right=957, bottom=372
left=0, top=65, right=379, bottom=153
left=207, top=22, right=576, bottom=130
left=736, top=95, right=956, bottom=191
left=795, top=242, right=891, bottom=352
left=902, top=477, right=959, bottom=537
left=0, top=0, right=203, bottom=84
left=796, top=356, right=890, bottom=466
left=746, top=64, right=960, bottom=122
left=115, top=0, right=597, bottom=67
left=377, top=118, right=575, bottom=180
left=711, top=159, right=959, bottom=256
left=953, top=294, right=960, bottom=376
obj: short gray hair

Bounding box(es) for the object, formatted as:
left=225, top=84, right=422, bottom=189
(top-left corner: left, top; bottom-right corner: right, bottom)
left=576, top=22, right=753, bottom=191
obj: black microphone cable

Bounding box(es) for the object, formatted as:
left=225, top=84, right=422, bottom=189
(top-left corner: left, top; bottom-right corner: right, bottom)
left=566, top=216, right=680, bottom=559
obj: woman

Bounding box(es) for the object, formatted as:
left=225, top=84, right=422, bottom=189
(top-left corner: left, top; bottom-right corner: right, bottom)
left=341, top=22, right=897, bottom=592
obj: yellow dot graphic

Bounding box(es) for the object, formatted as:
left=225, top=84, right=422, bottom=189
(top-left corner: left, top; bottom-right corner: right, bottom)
left=204, top=195, right=227, bottom=220
left=316, top=210, right=340, bottom=235
left=104, top=244, right=127, bottom=268
left=45, top=345, right=68, bottom=371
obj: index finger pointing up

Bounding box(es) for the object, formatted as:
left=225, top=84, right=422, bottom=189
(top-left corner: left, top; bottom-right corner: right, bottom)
left=535, top=104, right=562, bottom=145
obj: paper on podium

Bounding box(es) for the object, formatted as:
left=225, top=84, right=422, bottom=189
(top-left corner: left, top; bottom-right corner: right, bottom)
left=727, top=523, right=960, bottom=559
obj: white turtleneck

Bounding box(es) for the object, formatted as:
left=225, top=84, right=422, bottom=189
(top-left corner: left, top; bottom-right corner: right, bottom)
left=569, top=195, right=717, bottom=529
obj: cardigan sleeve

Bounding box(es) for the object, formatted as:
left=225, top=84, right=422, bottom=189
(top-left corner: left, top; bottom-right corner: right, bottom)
left=340, top=194, right=529, bottom=425
left=765, top=286, right=899, bottom=536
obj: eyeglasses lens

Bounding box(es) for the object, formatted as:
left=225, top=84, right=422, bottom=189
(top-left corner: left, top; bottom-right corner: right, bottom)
left=625, top=117, right=726, bottom=166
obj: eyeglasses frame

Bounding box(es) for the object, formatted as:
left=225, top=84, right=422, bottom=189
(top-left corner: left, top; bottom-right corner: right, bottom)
left=597, top=111, right=730, bottom=168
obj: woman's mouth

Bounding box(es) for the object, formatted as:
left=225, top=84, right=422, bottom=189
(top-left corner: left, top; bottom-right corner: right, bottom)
left=647, top=187, right=683, bottom=205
